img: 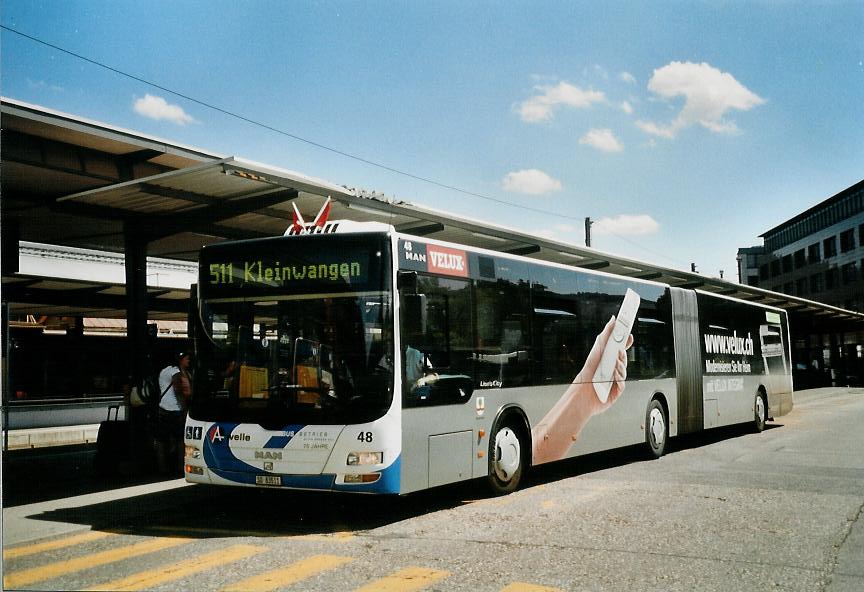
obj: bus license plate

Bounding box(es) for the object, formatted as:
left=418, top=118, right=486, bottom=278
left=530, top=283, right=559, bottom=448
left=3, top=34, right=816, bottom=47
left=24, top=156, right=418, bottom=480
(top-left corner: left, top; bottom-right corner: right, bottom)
left=255, top=475, right=281, bottom=486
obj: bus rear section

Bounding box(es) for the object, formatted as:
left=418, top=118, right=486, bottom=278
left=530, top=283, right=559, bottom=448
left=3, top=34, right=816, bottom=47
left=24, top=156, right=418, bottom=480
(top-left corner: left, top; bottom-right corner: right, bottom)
left=695, top=291, right=793, bottom=430
left=184, top=232, right=403, bottom=493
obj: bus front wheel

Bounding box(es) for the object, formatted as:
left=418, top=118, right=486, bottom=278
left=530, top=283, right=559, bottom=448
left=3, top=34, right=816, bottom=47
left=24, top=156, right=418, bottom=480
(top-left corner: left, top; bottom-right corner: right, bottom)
left=487, top=424, right=524, bottom=495
left=645, top=399, right=668, bottom=459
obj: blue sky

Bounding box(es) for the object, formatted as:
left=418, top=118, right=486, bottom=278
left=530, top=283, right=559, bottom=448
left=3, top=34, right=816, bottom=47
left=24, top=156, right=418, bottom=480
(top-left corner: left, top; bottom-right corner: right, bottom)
left=2, top=1, right=862, bottom=278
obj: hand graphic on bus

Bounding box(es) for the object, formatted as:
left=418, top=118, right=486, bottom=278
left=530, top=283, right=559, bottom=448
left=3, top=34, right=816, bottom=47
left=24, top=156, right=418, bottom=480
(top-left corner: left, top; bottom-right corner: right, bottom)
left=532, top=315, right=634, bottom=465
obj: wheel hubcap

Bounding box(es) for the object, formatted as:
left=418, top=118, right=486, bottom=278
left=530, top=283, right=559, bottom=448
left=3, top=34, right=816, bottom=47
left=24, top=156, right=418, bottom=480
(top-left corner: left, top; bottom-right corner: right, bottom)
left=494, top=428, right=520, bottom=481
left=649, top=408, right=665, bottom=448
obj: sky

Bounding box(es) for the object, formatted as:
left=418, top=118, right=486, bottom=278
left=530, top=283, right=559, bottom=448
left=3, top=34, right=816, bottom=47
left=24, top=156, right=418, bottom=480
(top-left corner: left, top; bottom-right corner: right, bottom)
left=2, top=1, right=862, bottom=279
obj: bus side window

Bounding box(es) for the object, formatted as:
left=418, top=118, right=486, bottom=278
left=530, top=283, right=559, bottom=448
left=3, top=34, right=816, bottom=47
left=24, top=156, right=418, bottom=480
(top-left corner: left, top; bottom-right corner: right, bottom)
left=474, top=279, right=531, bottom=387
left=401, top=276, right=472, bottom=405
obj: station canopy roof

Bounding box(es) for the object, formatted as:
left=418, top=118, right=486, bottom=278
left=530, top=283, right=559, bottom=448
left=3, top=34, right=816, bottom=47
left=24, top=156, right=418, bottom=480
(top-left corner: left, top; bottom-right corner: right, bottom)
left=3, top=97, right=863, bottom=326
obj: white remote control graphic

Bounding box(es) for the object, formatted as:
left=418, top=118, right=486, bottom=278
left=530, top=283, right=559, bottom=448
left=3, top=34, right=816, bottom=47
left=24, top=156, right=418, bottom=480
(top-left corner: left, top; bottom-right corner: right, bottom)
left=593, top=288, right=641, bottom=403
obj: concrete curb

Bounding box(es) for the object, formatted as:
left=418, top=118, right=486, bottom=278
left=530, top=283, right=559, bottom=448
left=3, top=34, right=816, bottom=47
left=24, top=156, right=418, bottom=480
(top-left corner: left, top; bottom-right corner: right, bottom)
left=4, top=424, right=101, bottom=449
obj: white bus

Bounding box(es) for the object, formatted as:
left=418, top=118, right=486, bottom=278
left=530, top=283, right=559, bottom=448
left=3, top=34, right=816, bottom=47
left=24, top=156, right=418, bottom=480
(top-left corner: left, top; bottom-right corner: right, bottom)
left=183, top=219, right=793, bottom=494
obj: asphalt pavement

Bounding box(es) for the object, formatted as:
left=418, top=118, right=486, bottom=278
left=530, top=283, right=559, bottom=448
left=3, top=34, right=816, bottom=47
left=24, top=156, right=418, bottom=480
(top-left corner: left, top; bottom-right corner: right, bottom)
left=2, top=387, right=862, bottom=591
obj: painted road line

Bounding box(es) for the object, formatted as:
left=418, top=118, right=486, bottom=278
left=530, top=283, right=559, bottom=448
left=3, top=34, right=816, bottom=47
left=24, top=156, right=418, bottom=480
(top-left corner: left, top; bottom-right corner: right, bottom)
left=3, top=537, right=190, bottom=589
left=90, top=544, right=267, bottom=591
left=501, top=583, right=563, bottom=592
left=221, top=554, right=353, bottom=592
left=3, top=530, right=114, bottom=560
left=354, top=567, right=451, bottom=592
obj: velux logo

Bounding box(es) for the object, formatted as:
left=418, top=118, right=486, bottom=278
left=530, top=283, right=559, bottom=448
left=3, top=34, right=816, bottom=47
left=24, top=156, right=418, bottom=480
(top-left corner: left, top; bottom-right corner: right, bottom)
left=427, top=245, right=468, bottom=278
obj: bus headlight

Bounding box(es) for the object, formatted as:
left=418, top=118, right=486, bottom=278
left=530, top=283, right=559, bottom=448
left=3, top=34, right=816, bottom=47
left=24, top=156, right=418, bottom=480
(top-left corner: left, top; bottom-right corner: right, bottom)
left=185, top=445, right=201, bottom=460
left=347, top=451, right=383, bottom=465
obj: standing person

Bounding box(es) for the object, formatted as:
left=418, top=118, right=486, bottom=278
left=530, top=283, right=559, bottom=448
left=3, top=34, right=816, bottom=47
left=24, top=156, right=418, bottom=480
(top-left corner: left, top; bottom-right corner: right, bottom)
left=157, top=352, right=192, bottom=475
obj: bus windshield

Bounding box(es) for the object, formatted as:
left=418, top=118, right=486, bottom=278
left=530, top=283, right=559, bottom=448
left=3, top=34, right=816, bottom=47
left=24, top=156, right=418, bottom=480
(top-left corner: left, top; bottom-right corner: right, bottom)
left=190, top=235, right=393, bottom=427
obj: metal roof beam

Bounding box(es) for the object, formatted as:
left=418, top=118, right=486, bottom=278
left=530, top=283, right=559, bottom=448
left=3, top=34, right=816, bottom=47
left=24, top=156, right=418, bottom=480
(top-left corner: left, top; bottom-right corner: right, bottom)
left=580, top=260, right=611, bottom=270
left=3, top=286, right=187, bottom=313
left=505, top=245, right=541, bottom=256
left=139, top=182, right=215, bottom=205
left=111, top=189, right=299, bottom=242
left=635, top=271, right=663, bottom=280
left=396, top=222, right=446, bottom=236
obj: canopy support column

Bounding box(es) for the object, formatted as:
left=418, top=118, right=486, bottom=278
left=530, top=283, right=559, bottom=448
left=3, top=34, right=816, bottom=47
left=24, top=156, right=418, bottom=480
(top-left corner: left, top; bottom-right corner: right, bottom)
left=124, top=225, right=151, bottom=388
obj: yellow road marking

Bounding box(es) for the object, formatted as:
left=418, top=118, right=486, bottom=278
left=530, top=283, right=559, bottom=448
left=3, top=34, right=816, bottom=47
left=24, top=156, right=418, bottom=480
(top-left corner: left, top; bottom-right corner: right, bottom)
left=222, top=554, right=353, bottom=592
left=501, top=583, right=563, bottom=592
left=354, top=567, right=450, bottom=592
left=3, top=530, right=114, bottom=560
left=3, top=537, right=189, bottom=589
left=540, top=499, right=556, bottom=509
left=90, top=544, right=267, bottom=591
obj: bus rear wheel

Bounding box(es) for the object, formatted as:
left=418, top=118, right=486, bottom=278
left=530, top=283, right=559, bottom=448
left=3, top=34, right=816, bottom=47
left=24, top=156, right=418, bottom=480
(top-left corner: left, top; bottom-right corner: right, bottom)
left=754, top=391, right=767, bottom=432
left=487, top=424, right=524, bottom=495
left=645, top=399, right=668, bottom=459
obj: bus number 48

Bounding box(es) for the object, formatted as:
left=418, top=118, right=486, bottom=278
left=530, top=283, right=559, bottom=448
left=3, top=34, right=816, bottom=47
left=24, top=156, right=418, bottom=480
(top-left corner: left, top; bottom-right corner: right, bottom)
left=357, top=431, right=373, bottom=443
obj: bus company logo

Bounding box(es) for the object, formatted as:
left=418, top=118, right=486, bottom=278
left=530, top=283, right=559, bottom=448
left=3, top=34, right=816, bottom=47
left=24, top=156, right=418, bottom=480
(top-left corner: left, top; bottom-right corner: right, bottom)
left=208, top=426, right=252, bottom=444
left=427, top=245, right=468, bottom=277
left=209, top=426, right=225, bottom=443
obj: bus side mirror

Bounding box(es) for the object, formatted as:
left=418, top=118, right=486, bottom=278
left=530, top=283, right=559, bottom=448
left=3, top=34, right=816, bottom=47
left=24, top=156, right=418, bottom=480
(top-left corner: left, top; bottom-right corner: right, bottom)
left=397, top=270, right=418, bottom=294
left=398, top=271, right=427, bottom=335
left=402, top=294, right=427, bottom=336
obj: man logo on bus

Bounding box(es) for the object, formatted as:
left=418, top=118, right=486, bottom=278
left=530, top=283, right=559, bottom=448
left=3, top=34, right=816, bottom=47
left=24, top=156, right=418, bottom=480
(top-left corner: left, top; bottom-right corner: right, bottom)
left=209, top=425, right=225, bottom=443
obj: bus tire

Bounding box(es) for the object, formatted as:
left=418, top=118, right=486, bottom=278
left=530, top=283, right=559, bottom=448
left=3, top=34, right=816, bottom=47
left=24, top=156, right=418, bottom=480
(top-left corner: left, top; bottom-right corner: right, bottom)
left=645, top=398, right=668, bottom=459
left=754, top=390, right=767, bottom=432
left=487, top=422, right=525, bottom=495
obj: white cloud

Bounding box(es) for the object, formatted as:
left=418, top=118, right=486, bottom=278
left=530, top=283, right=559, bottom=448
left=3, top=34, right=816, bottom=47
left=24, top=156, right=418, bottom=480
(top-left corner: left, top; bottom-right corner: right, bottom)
left=635, top=61, right=764, bottom=138
left=579, top=128, right=624, bottom=153
left=502, top=169, right=563, bottom=195
left=619, top=71, right=637, bottom=85
left=635, top=120, right=677, bottom=139
left=517, top=81, right=606, bottom=123
left=593, top=214, right=660, bottom=236
left=620, top=100, right=634, bottom=115
left=133, top=94, right=197, bottom=125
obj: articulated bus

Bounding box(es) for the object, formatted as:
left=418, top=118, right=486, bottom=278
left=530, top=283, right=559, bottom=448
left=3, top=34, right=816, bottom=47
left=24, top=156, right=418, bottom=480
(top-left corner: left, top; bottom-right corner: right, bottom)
left=183, top=219, right=793, bottom=494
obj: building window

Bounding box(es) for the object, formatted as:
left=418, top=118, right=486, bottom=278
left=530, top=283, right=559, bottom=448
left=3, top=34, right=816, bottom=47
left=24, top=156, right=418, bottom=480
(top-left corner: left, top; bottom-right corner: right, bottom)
left=811, top=273, right=824, bottom=293
left=782, top=254, right=793, bottom=273
left=759, top=264, right=769, bottom=280
left=825, top=267, right=839, bottom=290
left=842, top=262, right=858, bottom=284
left=841, top=229, right=856, bottom=253
left=808, top=243, right=821, bottom=264
left=771, top=259, right=781, bottom=277
left=783, top=282, right=793, bottom=295
left=796, top=277, right=808, bottom=295
left=794, top=249, right=806, bottom=269
left=824, top=236, right=837, bottom=258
